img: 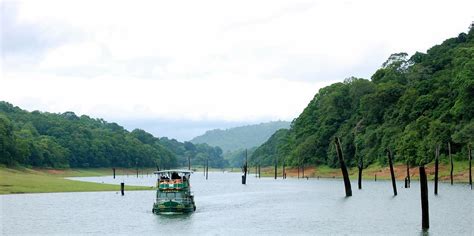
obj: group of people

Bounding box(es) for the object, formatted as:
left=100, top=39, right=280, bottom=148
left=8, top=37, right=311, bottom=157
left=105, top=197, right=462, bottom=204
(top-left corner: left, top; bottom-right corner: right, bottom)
left=159, top=172, right=188, bottom=182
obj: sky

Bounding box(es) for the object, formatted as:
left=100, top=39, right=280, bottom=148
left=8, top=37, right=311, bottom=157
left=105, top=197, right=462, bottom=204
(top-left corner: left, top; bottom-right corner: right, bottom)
left=1, top=0, right=473, bottom=141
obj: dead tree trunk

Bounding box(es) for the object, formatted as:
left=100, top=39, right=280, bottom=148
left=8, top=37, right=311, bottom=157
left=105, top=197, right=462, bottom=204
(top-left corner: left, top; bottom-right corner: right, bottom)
left=121, top=182, right=125, bottom=196
left=334, top=137, right=352, bottom=197
left=406, top=161, right=410, bottom=188
left=448, top=142, right=453, bottom=185
left=242, top=149, right=248, bottom=185
left=205, top=158, right=209, bottom=180
left=469, top=145, right=472, bottom=190
left=387, top=149, right=397, bottom=196
left=419, top=166, right=429, bottom=230
left=258, top=165, right=261, bottom=179
left=188, top=156, right=191, bottom=170
left=434, top=145, right=439, bottom=195
left=358, top=157, right=363, bottom=190
left=113, top=168, right=116, bottom=179
left=274, top=156, right=278, bottom=180
left=298, top=166, right=300, bottom=179
left=302, top=165, right=305, bottom=179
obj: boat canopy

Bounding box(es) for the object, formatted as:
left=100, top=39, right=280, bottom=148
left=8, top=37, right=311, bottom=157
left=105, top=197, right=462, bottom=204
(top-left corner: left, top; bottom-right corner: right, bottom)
left=155, top=169, right=193, bottom=182
left=154, top=169, right=194, bottom=174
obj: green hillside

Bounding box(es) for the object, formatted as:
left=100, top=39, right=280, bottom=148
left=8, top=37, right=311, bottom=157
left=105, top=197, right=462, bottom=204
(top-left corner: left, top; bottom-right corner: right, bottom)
left=190, top=121, right=290, bottom=152
left=251, top=29, right=474, bottom=168
left=0, top=102, right=226, bottom=169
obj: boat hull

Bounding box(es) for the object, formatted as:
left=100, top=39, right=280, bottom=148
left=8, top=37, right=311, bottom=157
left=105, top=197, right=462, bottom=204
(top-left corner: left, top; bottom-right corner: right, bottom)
left=152, top=201, right=196, bottom=214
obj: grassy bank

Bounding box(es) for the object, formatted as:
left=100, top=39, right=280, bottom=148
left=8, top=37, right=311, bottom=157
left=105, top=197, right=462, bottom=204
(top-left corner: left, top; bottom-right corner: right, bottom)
left=256, top=160, right=471, bottom=183
left=0, top=167, right=154, bottom=195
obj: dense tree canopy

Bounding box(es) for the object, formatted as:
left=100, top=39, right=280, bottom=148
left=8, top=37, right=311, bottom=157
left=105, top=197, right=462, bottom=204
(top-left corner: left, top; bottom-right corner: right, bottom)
left=0, top=103, right=225, bottom=168
left=252, top=29, right=474, bottom=168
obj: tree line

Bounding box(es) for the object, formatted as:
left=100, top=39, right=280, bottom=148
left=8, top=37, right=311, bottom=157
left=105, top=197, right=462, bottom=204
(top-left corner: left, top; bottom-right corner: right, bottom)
left=251, top=29, right=474, bottom=168
left=0, top=102, right=226, bottom=169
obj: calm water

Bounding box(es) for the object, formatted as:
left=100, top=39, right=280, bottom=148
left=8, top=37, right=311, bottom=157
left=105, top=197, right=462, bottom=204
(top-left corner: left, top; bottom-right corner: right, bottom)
left=1, top=172, right=472, bottom=235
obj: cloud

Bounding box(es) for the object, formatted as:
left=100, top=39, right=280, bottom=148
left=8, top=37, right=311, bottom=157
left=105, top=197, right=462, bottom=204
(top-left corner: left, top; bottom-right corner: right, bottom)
left=0, top=1, right=83, bottom=70
left=0, top=71, right=330, bottom=118
left=1, top=0, right=473, bottom=139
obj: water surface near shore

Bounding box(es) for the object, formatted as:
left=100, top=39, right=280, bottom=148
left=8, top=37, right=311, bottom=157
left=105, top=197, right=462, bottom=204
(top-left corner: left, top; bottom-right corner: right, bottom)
left=1, top=172, right=472, bottom=235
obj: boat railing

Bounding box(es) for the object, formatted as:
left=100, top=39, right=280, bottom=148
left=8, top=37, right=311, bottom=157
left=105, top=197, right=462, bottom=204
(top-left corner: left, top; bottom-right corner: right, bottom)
left=157, top=180, right=189, bottom=189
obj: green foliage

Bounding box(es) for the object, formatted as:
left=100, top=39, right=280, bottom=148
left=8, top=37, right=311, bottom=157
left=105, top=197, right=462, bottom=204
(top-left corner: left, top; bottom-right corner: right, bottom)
left=249, top=129, right=289, bottom=166
left=159, top=138, right=227, bottom=168
left=223, top=147, right=257, bottom=168
left=190, top=121, right=290, bottom=152
left=0, top=103, right=225, bottom=169
left=0, top=102, right=178, bottom=168
left=252, top=29, right=474, bottom=167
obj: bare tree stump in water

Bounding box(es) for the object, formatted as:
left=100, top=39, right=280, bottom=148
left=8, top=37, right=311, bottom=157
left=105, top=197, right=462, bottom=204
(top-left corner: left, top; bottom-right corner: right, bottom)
left=242, top=149, right=248, bottom=185
left=298, top=166, right=300, bottom=179
left=206, top=158, right=209, bottom=180
left=121, top=182, right=125, bottom=196
left=434, top=145, right=439, bottom=195
left=448, top=142, right=453, bottom=185
left=469, top=145, right=472, bottom=190
left=358, top=158, right=363, bottom=190
left=386, top=149, right=397, bottom=196
left=274, top=156, right=278, bottom=180
left=406, top=162, right=410, bottom=188
left=283, top=162, right=286, bottom=179
left=334, top=137, right=352, bottom=197
left=419, top=166, right=429, bottom=230
left=375, top=174, right=377, bottom=182
left=188, top=156, right=191, bottom=170
left=113, top=168, right=116, bottom=179
left=302, top=165, right=305, bottom=179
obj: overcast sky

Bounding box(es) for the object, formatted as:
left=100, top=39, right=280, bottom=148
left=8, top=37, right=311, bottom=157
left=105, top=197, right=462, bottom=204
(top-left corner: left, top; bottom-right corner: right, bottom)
left=1, top=0, right=473, bottom=141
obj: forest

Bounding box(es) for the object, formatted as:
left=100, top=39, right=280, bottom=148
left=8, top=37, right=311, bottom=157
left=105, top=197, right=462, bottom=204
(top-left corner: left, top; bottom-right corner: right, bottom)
left=190, top=121, right=289, bottom=152
left=191, top=121, right=289, bottom=168
left=251, top=29, right=473, bottom=168
left=2, top=30, right=472, bottom=170
left=0, top=102, right=226, bottom=168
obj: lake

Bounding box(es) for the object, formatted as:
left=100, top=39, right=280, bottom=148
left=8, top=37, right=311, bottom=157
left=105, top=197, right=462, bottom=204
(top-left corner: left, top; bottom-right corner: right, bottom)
left=1, top=172, right=472, bottom=235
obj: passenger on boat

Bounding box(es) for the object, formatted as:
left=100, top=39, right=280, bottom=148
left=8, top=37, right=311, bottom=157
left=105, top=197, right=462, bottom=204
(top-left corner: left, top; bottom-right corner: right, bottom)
left=171, top=172, right=180, bottom=179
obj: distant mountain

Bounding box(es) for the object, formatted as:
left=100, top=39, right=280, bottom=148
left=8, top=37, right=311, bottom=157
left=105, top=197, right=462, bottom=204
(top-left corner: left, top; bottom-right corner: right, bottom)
left=190, top=121, right=290, bottom=152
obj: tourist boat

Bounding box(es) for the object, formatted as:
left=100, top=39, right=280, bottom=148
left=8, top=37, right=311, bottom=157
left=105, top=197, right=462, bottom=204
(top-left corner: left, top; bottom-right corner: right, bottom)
left=152, top=170, right=196, bottom=214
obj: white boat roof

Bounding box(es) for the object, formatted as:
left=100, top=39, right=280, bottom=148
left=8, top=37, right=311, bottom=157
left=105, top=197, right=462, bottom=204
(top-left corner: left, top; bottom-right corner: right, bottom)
left=154, top=169, right=194, bottom=174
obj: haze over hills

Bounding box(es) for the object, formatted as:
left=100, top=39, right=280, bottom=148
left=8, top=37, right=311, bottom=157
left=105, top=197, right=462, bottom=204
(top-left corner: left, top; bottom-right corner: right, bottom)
left=190, top=121, right=290, bottom=152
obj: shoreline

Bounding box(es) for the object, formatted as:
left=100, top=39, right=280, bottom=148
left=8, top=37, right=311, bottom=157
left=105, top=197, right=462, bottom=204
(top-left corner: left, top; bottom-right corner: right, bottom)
left=249, top=160, right=472, bottom=183
left=0, top=167, right=154, bottom=195
left=1, top=160, right=471, bottom=194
